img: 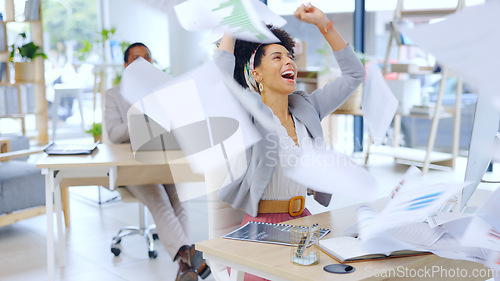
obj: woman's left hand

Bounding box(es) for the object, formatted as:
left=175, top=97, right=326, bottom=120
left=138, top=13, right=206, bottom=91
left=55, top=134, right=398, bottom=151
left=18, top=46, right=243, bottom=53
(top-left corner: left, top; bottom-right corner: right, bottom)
left=294, top=3, right=330, bottom=30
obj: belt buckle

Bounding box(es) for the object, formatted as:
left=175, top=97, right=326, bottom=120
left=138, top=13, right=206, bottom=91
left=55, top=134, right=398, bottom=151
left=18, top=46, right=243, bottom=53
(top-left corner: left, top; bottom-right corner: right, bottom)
left=289, top=196, right=305, bottom=217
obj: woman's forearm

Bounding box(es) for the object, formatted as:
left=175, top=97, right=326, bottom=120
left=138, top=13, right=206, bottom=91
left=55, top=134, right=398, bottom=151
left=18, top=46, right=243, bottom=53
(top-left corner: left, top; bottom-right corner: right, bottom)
left=218, top=33, right=235, bottom=54
left=322, top=21, right=348, bottom=52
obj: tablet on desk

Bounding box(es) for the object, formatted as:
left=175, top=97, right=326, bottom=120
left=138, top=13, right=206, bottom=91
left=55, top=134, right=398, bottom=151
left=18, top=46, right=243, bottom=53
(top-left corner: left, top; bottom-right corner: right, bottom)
left=44, top=141, right=100, bottom=155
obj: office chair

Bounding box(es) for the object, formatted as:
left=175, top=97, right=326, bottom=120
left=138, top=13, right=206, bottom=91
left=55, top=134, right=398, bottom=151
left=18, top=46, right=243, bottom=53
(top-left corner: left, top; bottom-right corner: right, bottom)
left=110, top=186, right=159, bottom=259
left=0, top=135, right=70, bottom=227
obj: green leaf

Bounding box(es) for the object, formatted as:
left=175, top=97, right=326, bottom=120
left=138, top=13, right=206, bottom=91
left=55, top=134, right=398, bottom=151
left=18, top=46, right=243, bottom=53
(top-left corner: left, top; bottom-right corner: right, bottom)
left=85, top=123, right=102, bottom=136
left=10, top=34, right=47, bottom=62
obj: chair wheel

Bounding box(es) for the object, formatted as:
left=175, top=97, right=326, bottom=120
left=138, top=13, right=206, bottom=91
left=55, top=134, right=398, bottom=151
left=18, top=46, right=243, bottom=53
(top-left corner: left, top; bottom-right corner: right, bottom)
left=152, top=233, right=159, bottom=240
left=111, top=247, right=121, bottom=257
left=148, top=250, right=158, bottom=259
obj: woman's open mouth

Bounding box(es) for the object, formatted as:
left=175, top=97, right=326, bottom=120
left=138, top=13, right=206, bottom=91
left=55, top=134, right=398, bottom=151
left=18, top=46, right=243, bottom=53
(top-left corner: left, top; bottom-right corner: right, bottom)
left=281, top=69, right=295, bottom=82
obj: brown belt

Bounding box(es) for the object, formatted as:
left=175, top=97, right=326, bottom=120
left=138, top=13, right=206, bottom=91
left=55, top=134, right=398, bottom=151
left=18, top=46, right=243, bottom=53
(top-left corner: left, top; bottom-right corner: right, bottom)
left=258, top=196, right=305, bottom=217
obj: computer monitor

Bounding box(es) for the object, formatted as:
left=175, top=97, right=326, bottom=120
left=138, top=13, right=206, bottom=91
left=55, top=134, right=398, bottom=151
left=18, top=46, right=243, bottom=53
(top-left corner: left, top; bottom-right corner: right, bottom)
left=461, top=94, right=499, bottom=210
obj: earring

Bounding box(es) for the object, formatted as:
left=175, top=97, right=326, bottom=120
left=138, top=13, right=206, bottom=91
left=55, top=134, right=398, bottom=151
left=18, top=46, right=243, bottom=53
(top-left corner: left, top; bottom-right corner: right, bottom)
left=259, top=83, right=264, bottom=93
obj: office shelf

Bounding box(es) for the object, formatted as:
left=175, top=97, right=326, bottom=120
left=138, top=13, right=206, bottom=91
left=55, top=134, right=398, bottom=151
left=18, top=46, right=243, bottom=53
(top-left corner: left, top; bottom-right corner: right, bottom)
left=0, top=0, right=47, bottom=144
left=366, top=0, right=465, bottom=173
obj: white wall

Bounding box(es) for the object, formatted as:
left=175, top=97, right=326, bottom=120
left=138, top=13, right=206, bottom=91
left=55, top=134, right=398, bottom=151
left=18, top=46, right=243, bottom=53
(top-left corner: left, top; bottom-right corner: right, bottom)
left=104, top=0, right=169, bottom=69
left=167, top=12, right=211, bottom=77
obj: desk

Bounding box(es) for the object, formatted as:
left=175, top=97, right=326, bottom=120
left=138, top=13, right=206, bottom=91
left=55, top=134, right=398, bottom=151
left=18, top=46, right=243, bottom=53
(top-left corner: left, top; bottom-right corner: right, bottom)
left=36, top=144, right=203, bottom=281
left=196, top=202, right=489, bottom=281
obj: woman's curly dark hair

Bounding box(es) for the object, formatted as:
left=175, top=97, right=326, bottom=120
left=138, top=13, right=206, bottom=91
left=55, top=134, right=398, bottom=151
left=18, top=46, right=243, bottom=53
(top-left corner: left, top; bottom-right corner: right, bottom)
left=233, top=25, right=295, bottom=89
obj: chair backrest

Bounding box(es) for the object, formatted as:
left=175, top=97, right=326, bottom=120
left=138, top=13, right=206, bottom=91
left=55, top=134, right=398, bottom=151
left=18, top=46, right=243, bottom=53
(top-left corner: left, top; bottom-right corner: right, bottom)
left=0, top=134, right=46, bottom=225
left=3, top=134, right=30, bottom=159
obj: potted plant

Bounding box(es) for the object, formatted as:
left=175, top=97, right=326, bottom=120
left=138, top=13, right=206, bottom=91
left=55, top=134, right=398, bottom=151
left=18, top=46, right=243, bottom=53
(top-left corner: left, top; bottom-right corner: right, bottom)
left=10, top=33, right=47, bottom=82
left=86, top=122, right=102, bottom=143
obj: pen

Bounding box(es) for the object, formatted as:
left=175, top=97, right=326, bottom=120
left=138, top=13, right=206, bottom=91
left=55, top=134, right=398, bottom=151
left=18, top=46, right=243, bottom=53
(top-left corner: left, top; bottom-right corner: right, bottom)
left=296, top=234, right=308, bottom=258
left=296, top=223, right=318, bottom=257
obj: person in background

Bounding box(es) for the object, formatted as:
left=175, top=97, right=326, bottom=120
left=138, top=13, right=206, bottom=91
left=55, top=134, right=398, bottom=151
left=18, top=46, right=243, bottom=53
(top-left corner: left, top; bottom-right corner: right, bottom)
left=104, top=42, right=211, bottom=281
left=215, top=4, right=365, bottom=280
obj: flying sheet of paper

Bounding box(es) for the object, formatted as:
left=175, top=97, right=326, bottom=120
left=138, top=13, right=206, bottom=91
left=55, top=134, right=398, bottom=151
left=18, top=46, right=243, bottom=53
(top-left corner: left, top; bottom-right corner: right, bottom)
left=429, top=233, right=488, bottom=264
left=340, top=204, right=375, bottom=237
left=362, top=63, right=398, bottom=145
left=382, top=182, right=464, bottom=217
left=356, top=204, right=378, bottom=233
left=427, top=211, right=471, bottom=229
left=356, top=203, right=445, bottom=253
left=461, top=217, right=500, bottom=252
left=355, top=205, right=423, bottom=253
left=387, top=222, right=446, bottom=248
left=390, top=166, right=422, bottom=199
left=476, top=186, right=500, bottom=231
left=174, top=0, right=286, bottom=43
left=160, top=61, right=262, bottom=149
left=399, top=1, right=500, bottom=107
left=123, top=60, right=262, bottom=177
left=360, top=224, right=446, bottom=254
left=358, top=222, right=430, bottom=254
left=121, top=57, right=173, bottom=106
left=485, top=250, right=500, bottom=271
left=147, top=80, right=205, bottom=129
left=282, top=145, right=378, bottom=202
left=362, top=182, right=466, bottom=237
left=440, top=216, right=474, bottom=240
left=131, top=0, right=180, bottom=14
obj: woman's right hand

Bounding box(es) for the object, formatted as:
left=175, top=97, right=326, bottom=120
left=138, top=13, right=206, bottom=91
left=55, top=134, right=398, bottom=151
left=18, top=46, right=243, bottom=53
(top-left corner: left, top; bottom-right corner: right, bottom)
left=294, top=3, right=330, bottom=32
left=294, top=3, right=347, bottom=51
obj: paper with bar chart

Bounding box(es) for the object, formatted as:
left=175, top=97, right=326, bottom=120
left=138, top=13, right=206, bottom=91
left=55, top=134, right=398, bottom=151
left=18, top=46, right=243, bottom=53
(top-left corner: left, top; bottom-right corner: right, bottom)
left=174, top=0, right=286, bottom=43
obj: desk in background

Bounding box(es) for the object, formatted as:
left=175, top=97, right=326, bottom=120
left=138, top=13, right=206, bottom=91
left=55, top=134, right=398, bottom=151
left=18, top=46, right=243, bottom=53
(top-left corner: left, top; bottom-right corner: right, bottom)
left=36, top=144, right=203, bottom=281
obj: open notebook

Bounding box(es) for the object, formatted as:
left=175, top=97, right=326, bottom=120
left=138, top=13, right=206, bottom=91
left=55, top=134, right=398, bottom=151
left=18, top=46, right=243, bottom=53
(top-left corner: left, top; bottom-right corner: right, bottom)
left=319, top=236, right=430, bottom=263
left=44, top=141, right=100, bottom=155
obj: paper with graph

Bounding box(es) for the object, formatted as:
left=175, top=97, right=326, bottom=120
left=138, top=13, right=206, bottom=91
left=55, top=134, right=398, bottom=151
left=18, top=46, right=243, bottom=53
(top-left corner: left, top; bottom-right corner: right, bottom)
left=174, top=0, right=286, bottom=43
left=376, top=182, right=466, bottom=229
left=355, top=182, right=465, bottom=252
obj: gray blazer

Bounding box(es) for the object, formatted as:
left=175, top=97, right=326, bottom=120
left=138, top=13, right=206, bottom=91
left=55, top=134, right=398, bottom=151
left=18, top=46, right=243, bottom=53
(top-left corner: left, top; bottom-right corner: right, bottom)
left=215, top=45, right=365, bottom=217
left=104, top=85, right=131, bottom=144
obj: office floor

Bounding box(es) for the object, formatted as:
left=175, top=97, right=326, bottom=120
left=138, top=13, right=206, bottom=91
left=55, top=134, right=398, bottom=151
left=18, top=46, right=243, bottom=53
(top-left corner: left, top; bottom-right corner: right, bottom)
left=0, top=150, right=498, bottom=281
